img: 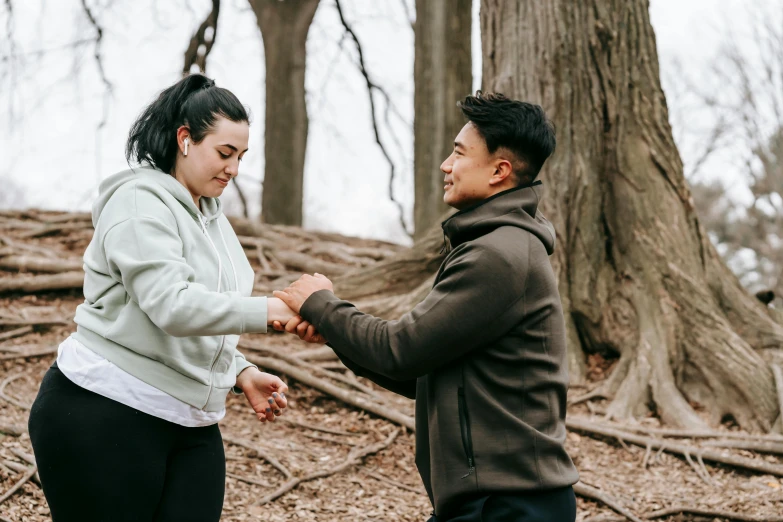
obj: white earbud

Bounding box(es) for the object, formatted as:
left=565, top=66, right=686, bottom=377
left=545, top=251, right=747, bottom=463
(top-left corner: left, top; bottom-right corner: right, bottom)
left=183, top=138, right=190, bottom=156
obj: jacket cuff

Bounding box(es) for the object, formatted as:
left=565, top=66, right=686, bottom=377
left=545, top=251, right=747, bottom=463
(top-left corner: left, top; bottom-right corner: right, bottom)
left=300, top=290, right=338, bottom=326
left=239, top=296, right=268, bottom=334
left=232, top=356, right=258, bottom=395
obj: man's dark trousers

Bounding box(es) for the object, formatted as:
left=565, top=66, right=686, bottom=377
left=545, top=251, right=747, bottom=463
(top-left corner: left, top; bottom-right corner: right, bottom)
left=427, top=486, right=576, bottom=522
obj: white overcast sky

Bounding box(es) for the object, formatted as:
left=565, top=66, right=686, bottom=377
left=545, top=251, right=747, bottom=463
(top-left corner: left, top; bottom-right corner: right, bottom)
left=0, top=0, right=771, bottom=244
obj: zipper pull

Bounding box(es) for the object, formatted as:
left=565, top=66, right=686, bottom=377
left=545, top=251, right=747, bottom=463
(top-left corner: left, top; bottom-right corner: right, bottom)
left=461, top=466, right=475, bottom=479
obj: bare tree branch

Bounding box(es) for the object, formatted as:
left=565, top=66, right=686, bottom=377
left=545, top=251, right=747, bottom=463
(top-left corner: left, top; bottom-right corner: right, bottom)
left=397, top=0, right=414, bottom=30
left=79, top=0, right=112, bottom=129
left=333, top=0, right=412, bottom=238
left=3, top=0, right=18, bottom=127
left=182, top=0, right=221, bottom=76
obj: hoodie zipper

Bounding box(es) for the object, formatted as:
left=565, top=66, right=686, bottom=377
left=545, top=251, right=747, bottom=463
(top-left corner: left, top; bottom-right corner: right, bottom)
left=199, top=215, right=228, bottom=409
left=457, top=387, right=475, bottom=478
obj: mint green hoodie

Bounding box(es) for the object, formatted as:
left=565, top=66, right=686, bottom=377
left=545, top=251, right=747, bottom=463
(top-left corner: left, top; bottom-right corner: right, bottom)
left=73, top=167, right=268, bottom=412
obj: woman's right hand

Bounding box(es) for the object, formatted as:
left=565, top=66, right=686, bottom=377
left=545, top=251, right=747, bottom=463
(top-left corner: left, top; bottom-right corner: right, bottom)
left=267, top=297, right=296, bottom=325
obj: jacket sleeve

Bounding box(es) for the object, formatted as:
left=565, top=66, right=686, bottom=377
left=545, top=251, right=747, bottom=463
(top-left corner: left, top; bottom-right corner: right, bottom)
left=299, top=242, right=529, bottom=381
left=330, top=347, right=417, bottom=400
left=235, top=350, right=258, bottom=376
left=103, top=216, right=268, bottom=337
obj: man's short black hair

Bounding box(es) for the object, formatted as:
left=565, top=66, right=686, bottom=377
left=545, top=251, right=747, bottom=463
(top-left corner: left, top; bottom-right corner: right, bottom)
left=458, top=91, right=556, bottom=185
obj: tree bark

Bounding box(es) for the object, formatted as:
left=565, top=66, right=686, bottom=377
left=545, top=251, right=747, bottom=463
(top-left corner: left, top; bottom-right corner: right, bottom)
left=249, top=0, right=320, bottom=226
left=413, top=0, right=472, bottom=239
left=182, top=0, right=220, bottom=75
left=479, top=0, right=783, bottom=430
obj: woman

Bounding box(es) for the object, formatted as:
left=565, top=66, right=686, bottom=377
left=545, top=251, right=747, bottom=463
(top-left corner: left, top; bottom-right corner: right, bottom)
left=28, top=74, right=312, bottom=522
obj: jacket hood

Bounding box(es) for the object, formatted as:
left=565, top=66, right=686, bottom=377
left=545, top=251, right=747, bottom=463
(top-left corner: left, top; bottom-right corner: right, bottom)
left=441, top=181, right=556, bottom=255
left=92, top=166, right=222, bottom=226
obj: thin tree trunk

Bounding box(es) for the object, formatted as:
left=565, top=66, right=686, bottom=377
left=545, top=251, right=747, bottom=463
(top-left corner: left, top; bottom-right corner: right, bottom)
left=413, top=0, right=472, bottom=239
left=250, top=0, right=320, bottom=226
left=480, top=0, right=783, bottom=430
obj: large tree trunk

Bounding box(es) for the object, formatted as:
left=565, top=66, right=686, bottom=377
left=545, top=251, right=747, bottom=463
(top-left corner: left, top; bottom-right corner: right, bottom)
left=250, top=0, right=320, bottom=226
left=478, top=0, right=783, bottom=431
left=413, top=0, right=472, bottom=239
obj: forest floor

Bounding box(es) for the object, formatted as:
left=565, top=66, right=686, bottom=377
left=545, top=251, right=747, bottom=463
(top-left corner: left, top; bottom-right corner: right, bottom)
left=0, top=211, right=782, bottom=522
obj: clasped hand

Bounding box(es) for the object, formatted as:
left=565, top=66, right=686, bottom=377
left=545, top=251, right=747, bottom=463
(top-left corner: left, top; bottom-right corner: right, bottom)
left=272, top=273, right=334, bottom=343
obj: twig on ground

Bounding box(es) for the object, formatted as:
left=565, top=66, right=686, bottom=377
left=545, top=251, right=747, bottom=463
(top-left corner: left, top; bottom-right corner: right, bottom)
left=301, top=432, right=358, bottom=446
left=0, top=255, right=83, bottom=273
left=568, top=417, right=783, bottom=477
left=0, top=373, right=31, bottom=410
left=772, top=364, right=783, bottom=432
left=226, top=472, right=274, bottom=488
left=279, top=417, right=363, bottom=437
left=596, top=420, right=783, bottom=442
left=0, top=345, right=57, bottom=361
left=0, top=423, right=25, bottom=436
left=254, top=429, right=399, bottom=506
left=646, top=505, right=783, bottom=521
left=0, top=465, right=37, bottom=505
left=292, top=346, right=338, bottom=361
left=683, top=451, right=711, bottom=485
left=240, top=340, right=387, bottom=402
left=246, top=355, right=415, bottom=431
left=573, top=482, right=644, bottom=522
left=222, top=435, right=292, bottom=480
left=641, top=443, right=652, bottom=469
left=0, top=271, right=84, bottom=294
left=699, top=438, right=783, bottom=455
left=362, top=468, right=424, bottom=494
left=2, top=461, right=40, bottom=487
left=569, top=387, right=609, bottom=406
left=0, top=326, right=33, bottom=342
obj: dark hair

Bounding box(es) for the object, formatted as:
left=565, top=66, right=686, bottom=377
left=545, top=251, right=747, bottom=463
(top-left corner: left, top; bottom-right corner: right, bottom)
left=126, top=74, right=250, bottom=174
left=458, top=91, right=556, bottom=184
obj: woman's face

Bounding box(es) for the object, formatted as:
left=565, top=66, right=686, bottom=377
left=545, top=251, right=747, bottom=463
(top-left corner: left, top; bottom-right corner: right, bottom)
left=174, top=116, right=249, bottom=207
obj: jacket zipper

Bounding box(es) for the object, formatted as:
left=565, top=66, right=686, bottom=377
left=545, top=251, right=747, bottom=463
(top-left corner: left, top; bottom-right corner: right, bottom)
left=457, top=387, right=475, bottom=478
left=200, top=214, right=227, bottom=409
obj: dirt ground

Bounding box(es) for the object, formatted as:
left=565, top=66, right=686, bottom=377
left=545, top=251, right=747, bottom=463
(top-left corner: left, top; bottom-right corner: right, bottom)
left=2, top=307, right=782, bottom=522
left=0, top=212, right=782, bottom=521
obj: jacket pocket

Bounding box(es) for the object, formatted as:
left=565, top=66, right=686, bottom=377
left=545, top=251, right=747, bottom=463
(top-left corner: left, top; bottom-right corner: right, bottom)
left=457, top=387, right=475, bottom=478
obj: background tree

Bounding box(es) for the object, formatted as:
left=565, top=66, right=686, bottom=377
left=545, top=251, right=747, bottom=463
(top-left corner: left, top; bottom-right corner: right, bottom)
left=412, top=0, right=472, bottom=238
left=665, top=2, right=783, bottom=307
left=344, top=0, right=783, bottom=433
left=249, top=0, right=321, bottom=226
left=477, top=0, right=783, bottom=431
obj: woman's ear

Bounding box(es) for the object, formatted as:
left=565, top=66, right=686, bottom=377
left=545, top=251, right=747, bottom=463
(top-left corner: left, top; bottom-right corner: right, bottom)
left=176, top=126, right=191, bottom=155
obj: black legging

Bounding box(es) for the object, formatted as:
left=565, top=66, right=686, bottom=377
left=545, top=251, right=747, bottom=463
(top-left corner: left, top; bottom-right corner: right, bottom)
left=28, top=363, right=226, bottom=522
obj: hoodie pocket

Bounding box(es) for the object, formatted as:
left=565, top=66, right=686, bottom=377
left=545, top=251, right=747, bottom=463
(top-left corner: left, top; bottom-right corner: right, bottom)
left=457, top=387, right=475, bottom=478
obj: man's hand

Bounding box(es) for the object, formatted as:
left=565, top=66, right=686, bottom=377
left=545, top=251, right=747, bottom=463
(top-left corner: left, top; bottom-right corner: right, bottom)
left=273, top=273, right=334, bottom=314
left=273, top=316, right=327, bottom=344
left=235, top=367, right=288, bottom=422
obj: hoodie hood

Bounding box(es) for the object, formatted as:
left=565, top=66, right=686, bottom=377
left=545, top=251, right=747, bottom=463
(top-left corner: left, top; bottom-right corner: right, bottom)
left=441, top=181, right=556, bottom=255
left=92, top=166, right=223, bottom=227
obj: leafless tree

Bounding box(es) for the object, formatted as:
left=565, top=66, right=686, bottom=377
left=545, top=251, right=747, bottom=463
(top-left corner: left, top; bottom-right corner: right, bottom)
left=666, top=2, right=783, bottom=306
left=412, top=0, right=472, bottom=239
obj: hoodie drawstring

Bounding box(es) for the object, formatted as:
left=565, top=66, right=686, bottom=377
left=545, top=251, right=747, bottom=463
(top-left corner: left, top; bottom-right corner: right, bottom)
left=199, top=216, right=239, bottom=293
left=217, top=222, right=240, bottom=291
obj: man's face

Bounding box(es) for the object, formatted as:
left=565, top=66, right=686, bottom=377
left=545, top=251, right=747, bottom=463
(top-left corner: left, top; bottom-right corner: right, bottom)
left=441, top=123, right=499, bottom=210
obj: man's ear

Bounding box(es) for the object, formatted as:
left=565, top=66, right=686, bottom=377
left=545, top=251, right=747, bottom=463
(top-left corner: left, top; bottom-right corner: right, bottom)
left=489, top=158, right=515, bottom=186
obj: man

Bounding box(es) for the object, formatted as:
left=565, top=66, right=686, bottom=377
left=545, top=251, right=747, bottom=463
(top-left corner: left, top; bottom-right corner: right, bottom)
left=275, top=92, right=579, bottom=522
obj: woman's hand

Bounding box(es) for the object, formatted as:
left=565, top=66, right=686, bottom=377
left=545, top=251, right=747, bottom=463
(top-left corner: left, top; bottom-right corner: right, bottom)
left=235, top=367, right=288, bottom=422
left=267, top=297, right=299, bottom=325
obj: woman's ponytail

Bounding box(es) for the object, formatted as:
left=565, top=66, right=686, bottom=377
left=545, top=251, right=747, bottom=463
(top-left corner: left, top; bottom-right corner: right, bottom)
left=125, top=74, right=248, bottom=174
